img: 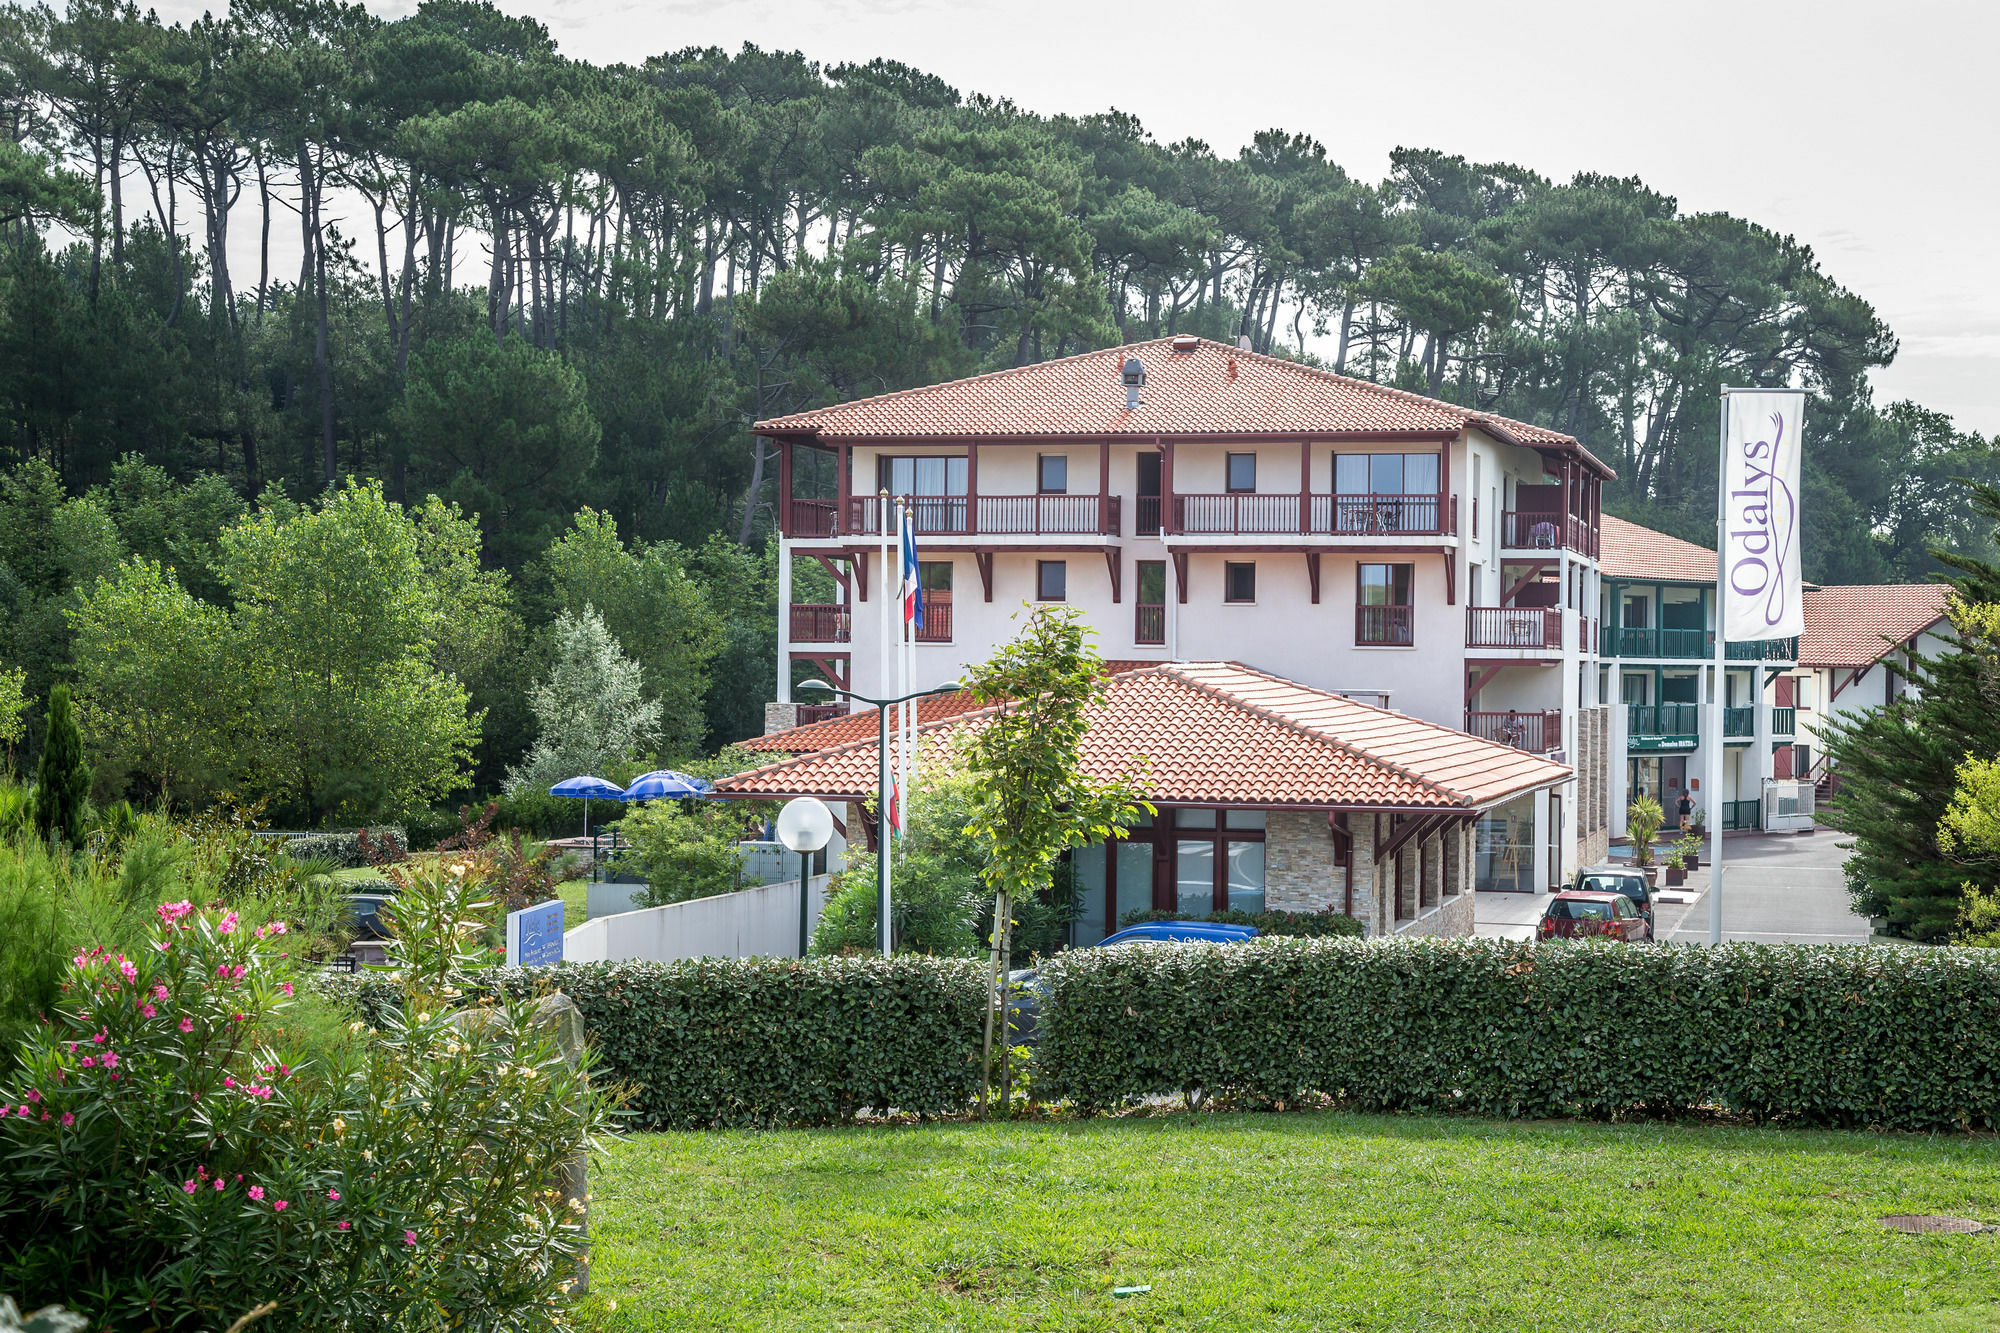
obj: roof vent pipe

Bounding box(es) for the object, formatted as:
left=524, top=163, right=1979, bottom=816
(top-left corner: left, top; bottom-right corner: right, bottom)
left=1121, top=356, right=1146, bottom=411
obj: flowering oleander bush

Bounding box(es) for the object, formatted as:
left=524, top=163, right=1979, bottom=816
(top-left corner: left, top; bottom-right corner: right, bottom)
left=0, top=902, right=619, bottom=1331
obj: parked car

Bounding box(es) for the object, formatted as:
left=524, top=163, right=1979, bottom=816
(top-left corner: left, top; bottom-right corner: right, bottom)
left=1005, top=921, right=1261, bottom=1043
left=346, top=891, right=396, bottom=941
left=1538, top=890, right=1651, bottom=942
left=1570, top=864, right=1656, bottom=935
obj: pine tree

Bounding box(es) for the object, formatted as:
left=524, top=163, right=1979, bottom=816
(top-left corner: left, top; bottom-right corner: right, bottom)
left=33, top=683, right=90, bottom=848
left=1821, top=483, right=2000, bottom=940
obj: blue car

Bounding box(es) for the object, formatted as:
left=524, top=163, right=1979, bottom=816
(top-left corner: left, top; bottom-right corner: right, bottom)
left=1005, top=921, right=1260, bottom=1044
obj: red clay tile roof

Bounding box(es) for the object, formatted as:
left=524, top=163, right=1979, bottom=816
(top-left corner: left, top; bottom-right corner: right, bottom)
left=717, top=662, right=1570, bottom=811
left=742, top=660, right=1165, bottom=754
left=1599, top=514, right=1719, bottom=582
left=1800, top=584, right=1950, bottom=668
left=755, top=337, right=1613, bottom=479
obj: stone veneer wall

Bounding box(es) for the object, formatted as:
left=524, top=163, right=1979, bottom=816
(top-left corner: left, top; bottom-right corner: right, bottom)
left=1575, top=705, right=1612, bottom=868
left=1265, top=811, right=1343, bottom=914
left=764, top=702, right=799, bottom=735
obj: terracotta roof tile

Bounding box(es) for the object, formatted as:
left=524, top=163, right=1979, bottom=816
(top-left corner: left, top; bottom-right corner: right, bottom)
left=718, top=662, right=1569, bottom=812
left=1800, top=584, right=1950, bottom=668
left=1599, top=514, right=1719, bottom=582
left=755, top=337, right=1613, bottom=479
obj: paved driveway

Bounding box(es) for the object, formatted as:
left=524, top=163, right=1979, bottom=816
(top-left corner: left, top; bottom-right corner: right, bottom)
left=1474, top=830, right=1872, bottom=945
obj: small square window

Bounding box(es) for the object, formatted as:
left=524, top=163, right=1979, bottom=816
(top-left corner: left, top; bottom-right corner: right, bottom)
left=1037, top=560, right=1067, bottom=601
left=1225, top=561, right=1256, bottom=603
left=1038, top=455, right=1068, bottom=493
left=1226, top=453, right=1256, bottom=492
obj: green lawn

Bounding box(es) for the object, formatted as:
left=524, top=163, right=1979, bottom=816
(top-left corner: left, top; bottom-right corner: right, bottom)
left=576, top=1113, right=2000, bottom=1332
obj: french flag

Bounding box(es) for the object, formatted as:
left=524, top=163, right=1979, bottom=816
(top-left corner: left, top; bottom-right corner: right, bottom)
left=900, top=519, right=922, bottom=630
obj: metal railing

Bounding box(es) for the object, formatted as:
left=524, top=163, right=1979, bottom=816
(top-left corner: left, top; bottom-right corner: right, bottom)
left=788, top=604, right=850, bottom=643
left=1466, top=606, right=1562, bottom=650
left=1465, top=709, right=1562, bottom=752
left=1135, top=603, right=1165, bottom=645
left=1722, top=799, right=1761, bottom=831
left=1356, top=604, right=1413, bottom=646
left=1501, top=511, right=1598, bottom=556
left=1628, top=703, right=1699, bottom=741
left=1723, top=706, right=1755, bottom=737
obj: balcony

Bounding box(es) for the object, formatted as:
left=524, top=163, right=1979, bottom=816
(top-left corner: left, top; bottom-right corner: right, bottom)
left=1467, top=606, right=1563, bottom=651
left=789, top=499, right=839, bottom=537
left=1171, top=492, right=1454, bottom=537
left=795, top=702, right=844, bottom=726
left=1356, top=604, right=1413, bottom=646
left=1725, top=637, right=1799, bottom=662
left=1135, top=603, right=1165, bottom=646
left=839, top=494, right=1118, bottom=538
left=1628, top=703, right=1698, bottom=750
left=1601, top=625, right=1711, bottom=659
left=1723, top=707, right=1755, bottom=738
left=1771, top=706, right=1796, bottom=736
left=1501, top=510, right=1599, bottom=557
left=915, top=594, right=952, bottom=643
left=1465, top=709, right=1562, bottom=753
left=789, top=604, right=850, bottom=643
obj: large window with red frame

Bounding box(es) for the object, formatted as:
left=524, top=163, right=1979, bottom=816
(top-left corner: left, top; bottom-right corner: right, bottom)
left=1069, top=808, right=1266, bottom=946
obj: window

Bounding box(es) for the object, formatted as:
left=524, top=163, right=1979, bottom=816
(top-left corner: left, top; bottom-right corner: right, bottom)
left=1224, top=561, right=1256, bottom=603
left=917, top=561, right=952, bottom=642
left=1472, top=455, right=1481, bottom=536
left=1356, top=563, right=1413, bottom=645
left=1334, top=453, right=1441, bottom=495
left=1037, top=560, right=1066, bottom=601
left=1135, top=560, right=1166, bottom=645
left=1169, top=807, right=1265, bottom=914
left=1037, top=454, right=1068, bottom=494
left=1226, top=452, right=1256, bottom=492
left=876, top=455, right=968, bottom=496
left=1796, top=675, right=1816, bottom=709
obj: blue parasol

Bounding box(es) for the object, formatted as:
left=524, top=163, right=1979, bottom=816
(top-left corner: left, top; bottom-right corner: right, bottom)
left=621, top=769, right=713, bottom=801
left=549, top=774, right=628, bottom=838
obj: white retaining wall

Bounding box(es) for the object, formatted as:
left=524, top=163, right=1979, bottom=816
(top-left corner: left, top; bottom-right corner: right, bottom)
left=563, top=873, right=833, bottom=965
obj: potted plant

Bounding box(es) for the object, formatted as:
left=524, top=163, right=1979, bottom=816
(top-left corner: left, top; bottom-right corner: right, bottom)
left=1664, top=848, right=1688, bottom=886
left=1685, top=808, right=1705, bottom=867
left=1626, top=795, right=1665, bottom=886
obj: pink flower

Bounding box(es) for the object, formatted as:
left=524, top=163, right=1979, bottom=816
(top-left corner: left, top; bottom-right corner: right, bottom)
left=178, top=1018, right=194, bottom=1034
left=72, top=952, right=89, bottom=968
left=91, top=1030, right=106, bottom=1044
left=79, top=1056, right=95, bottom=1069
left=182, top=1180, right=197, bottom=1194
left=153, top=984, right=169, bottom=1001
left=327, top=1189, right=340, bottom=1201
left=248, top=1185, right=264, bottom=1201
left=337, top=1220, right=350, bottom=1231
left=100, top=1051, right=117, bottom=1070
left=403, top=1230, right=417, bottom=1246
left=219, top=911, right=239, bottom=935
left=231, top=964, right=246, bottom=980
left=272, top=1200, right=287, bottom=1212
left=216, top=965, right=230, bottom=979
left=119, top=959, right=137, bottom=981
left=198, top=1166, right=208, bottom=1179
left=141, top=1004, right=156, bottom=1018
left=26, top=1089, right=39, bottom=1104
left=223, top=1077, right=236, bottom=1089
left=13, top=1106, right=28, bottom=1118
left=214, top=1180, right=225, bottom=1191
left=59, top=1112, right=74, bottom=1127
left=280, top=983, right=294, bottom=998
left=231, top=1013, right=244, bottom=1023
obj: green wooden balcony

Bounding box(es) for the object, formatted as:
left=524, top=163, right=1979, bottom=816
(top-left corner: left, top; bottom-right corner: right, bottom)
left=1627, top=703, right=1699, bottom=749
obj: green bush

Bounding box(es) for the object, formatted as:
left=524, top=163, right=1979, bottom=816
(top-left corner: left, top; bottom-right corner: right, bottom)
left=284, top=826, right=407, bottom=868
left=1116, top=907, right=1364, bottom=938
left=0, top=903, right=615, bottom=1331
left=487, top=788, right=581, bottom=840
left=1037, top=936, right=2000, bottom=1130
left=812, top=845, right=983, bottom=957
left=320, top=954, right=986, bottom=1129
left=616, top=801, right=754, bottom=907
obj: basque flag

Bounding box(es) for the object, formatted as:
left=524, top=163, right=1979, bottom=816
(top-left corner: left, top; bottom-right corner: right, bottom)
left=900, top=517, right=922, bottom=630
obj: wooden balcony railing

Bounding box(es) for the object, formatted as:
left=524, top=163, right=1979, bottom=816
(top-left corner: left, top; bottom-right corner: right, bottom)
left=1771, top=706, right=1796, bottom=736
left=1135, top=603, right=1165, bottom=645
left=1312, top=493, right=1450, bottom=535
left=1723, top=706, right=1755, bottom=738
left=839, top=494, right=1116, bottom=537
left=794, top=702, right=844, bottom=725
left=1465, top=709, right=1562, bottom=753
left=1136, top=495, right=1162, bottom=534
left=1170, top=492, right=1452, bottom=536
left=915, top=594, right=952, bottom=643
left=788, top=499, right=837, bottom=537
left=1628, top=703, right=1699, bottom=744
left=1466, top=606, right=1562, bottom=650
left=1501, top=511, right=1599, bottom=556
left=1602, top=625, right=1710, bottom=659
left=789, top=604, right=850, bottom=644
left=1356, top=604, right=1413, bottom=646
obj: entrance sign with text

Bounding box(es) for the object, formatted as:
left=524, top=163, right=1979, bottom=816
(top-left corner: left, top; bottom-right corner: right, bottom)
left=506, top=899, right=565, bottom=968
left=1721, top=390, right=1806, bottom=641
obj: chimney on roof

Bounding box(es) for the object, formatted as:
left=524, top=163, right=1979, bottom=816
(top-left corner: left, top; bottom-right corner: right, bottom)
left=1170, top=334, right=1198, bottom=352
left=1121, top=356, right=1146, bottom=411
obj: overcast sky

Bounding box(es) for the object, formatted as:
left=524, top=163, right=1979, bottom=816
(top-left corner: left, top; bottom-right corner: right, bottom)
left=157, top=0, right=2000, bottom=436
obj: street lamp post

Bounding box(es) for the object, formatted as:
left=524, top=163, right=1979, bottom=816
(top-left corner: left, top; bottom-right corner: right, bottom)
left=776, top=796, right=835, bottom=957
left=797, top=677, right=963, bottom=957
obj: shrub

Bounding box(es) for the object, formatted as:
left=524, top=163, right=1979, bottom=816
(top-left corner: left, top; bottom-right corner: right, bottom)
left=321, top=954, right=986, bottom=1129
left=1036, top=936, right=2000, bottom=1130
left=284, top=826, right=407, bottom=869
left=812, top=845, right=983, bottom=957
left=616, top=801, right=754, bottom=907
left=0, top=902, right=616, bottom=1331
left=31, top=685, right=88, bottom=849
left=1116, top=907, right=1364, bottom=938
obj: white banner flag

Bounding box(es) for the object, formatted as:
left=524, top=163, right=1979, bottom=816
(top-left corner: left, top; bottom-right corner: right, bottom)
left=1721, top=390, right=1805, bottom=641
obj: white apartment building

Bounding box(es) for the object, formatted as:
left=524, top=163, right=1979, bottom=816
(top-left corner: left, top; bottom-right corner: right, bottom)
left=757, top=336, right=1619, bottom=901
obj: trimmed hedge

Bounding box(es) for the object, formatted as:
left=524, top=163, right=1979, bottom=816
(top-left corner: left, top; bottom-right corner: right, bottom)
left=317, top=956, right=984, bottom=1128
left=1037, top=936, right=2000, bottom=1130
left=285, top=826, right=406, bottom=868
left=1116, top=908, right=1364, bottom=938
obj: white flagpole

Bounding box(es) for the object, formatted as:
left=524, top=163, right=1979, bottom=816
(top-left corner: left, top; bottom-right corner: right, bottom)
left=879, top=488, right=894, bottom=951
left=903, top=502, right=916, bottom=842
left=1708, top=389, right=1732, bottom=945
left=897, top=500, right=911, bottom=848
